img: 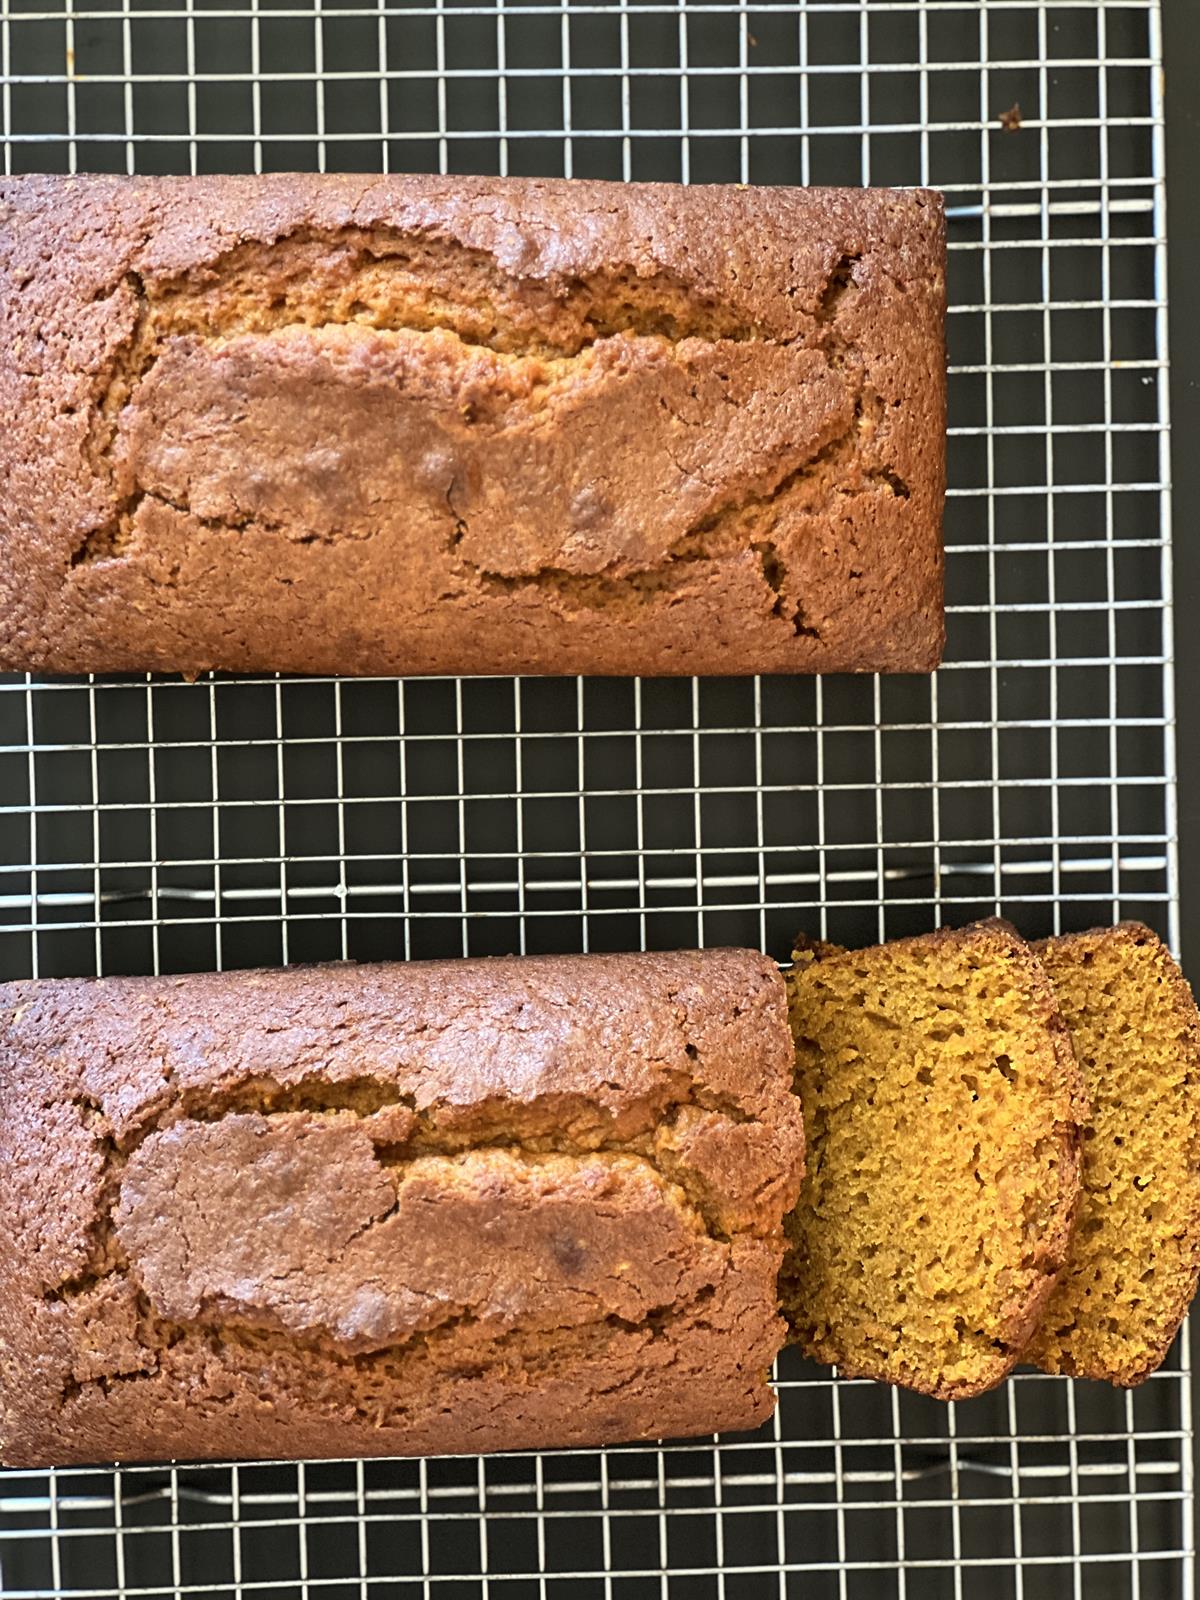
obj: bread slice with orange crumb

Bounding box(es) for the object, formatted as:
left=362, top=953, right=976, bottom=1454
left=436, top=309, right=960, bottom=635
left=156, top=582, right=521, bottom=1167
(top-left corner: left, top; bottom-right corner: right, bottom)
left=1024, top=923, right=1200, bottom=1385
left=781, top=920, right=1086, bottom=1399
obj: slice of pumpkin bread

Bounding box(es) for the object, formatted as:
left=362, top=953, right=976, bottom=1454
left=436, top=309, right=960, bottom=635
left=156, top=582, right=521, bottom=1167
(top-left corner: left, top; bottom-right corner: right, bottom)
left=781, top=920, right=1086, bottom=1399
left=1025, top=923, right=1200, bottom=1384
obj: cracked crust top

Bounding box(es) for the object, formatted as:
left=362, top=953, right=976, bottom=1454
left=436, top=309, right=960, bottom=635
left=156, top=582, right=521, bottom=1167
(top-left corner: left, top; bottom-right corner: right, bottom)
left=0, top=948, right=804, bottom=1466
left=0, top=173, right=946, bottom=677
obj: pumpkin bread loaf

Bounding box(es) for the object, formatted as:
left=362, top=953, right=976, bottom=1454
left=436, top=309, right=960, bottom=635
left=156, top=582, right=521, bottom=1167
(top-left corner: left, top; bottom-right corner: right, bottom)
left=0, top=174, right=945, bottom=677
left=0, top=949, right=803, bottom=1466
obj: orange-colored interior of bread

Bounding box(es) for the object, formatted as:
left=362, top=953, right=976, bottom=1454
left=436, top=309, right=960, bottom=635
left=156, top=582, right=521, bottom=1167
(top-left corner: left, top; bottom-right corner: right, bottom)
left=781, top=931, right=1077, bottom=1399
left=1027, top=927, right=1200, bottom=1383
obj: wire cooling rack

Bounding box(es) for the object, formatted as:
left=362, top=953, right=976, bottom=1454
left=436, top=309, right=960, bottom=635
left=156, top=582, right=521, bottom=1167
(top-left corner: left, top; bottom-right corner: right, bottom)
left=0, top=0, right=1189, bottom=1595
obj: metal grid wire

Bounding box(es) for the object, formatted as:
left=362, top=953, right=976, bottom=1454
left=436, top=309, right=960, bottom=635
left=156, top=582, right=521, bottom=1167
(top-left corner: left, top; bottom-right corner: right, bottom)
left=0, top=0, right=1189, bottom=1595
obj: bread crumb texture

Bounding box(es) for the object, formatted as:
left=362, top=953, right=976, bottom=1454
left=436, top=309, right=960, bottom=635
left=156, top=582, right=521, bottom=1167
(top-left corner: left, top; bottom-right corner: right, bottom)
left=1025, top=924, right=1200, bottom=1383
left=782, top=922, right=1085, bottom=1399
left=0, top=949, right=803, bottom=1466
left=0, top=174, right=945, bottom=676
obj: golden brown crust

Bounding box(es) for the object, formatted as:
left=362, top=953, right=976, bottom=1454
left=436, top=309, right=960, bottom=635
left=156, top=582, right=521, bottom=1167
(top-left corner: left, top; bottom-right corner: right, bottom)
left=0, top=949, right=803, bottom=1466
left=783, top=919, right=1085, bottom=1401
left=1026, top=923, right=1200, bottom=1385
left=0, top=174, right=945, bottom=677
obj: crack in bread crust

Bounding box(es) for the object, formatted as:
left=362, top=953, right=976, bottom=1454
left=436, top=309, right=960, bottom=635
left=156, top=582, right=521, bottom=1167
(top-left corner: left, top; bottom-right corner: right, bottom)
left=52, top=1131, right=731, bottom=1406
left=56, top=1274, right=730, bottom=1413
left=66, top=229, right=910, bottom=644
left=40, top=1053, right=790, bottom=1421
left=46, top=1070, right=753, bottom=1300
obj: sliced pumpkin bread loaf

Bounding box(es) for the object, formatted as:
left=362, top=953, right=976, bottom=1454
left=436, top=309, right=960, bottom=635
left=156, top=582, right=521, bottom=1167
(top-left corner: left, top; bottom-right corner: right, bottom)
left=1025, top=923, right=1200, bottom=1384
left=781, top=920, right=1086, bottom=1399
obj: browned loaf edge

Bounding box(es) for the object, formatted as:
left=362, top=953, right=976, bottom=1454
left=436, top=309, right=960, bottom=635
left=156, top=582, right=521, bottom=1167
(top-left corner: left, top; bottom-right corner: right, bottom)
left=0, top=948, right=803, bottom=1467
left=1027, top=923, right=1200, bottom=1385
left=783, top=920, right=1087, bottom=1400
left=0, top=174, right=946, bottom=677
